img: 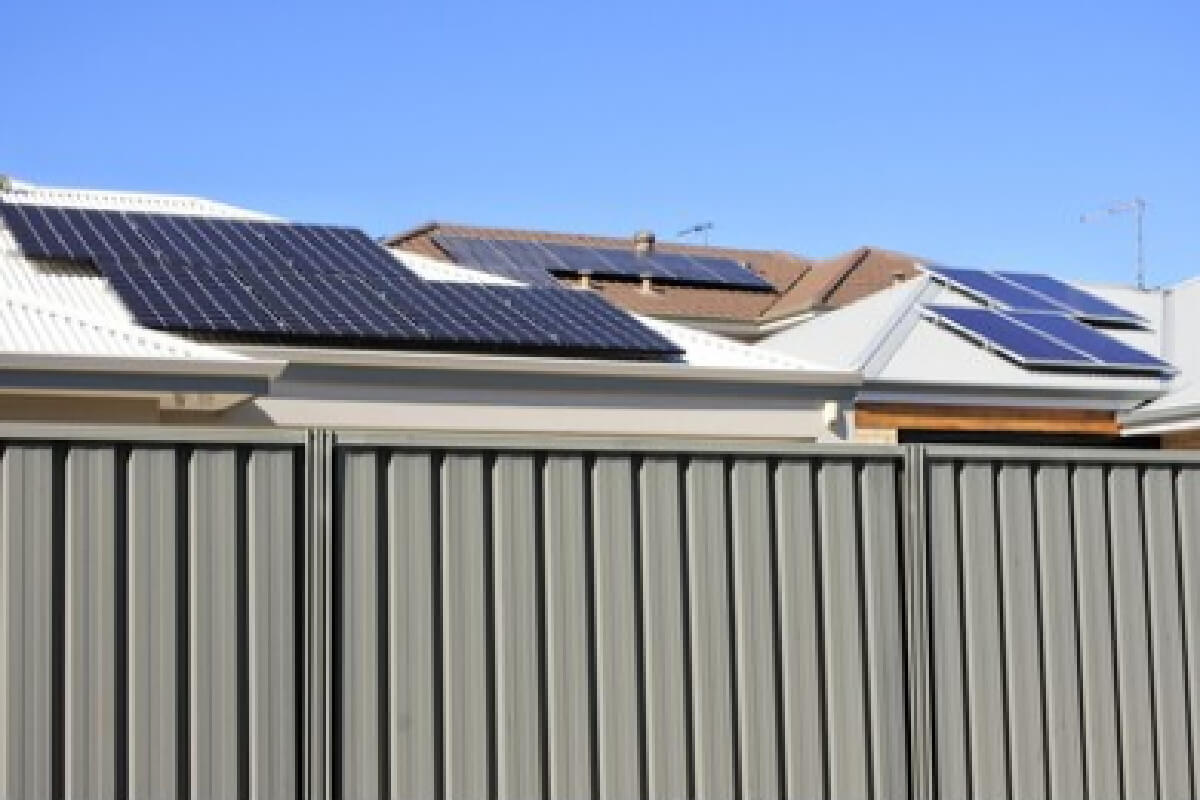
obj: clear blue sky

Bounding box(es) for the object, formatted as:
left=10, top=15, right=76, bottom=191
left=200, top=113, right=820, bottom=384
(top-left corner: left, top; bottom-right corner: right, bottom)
left=4, top=1, right=1197, bottom=285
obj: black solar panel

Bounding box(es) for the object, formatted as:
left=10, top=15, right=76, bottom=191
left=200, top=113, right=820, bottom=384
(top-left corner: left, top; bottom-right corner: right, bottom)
left=0, top=203, right=682, bottom=358
left=432, top=234, right=775, bottom=290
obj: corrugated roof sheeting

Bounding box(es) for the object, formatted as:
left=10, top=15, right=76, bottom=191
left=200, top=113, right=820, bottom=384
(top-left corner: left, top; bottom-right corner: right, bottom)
left=1, top=179, right=277, bottom=220
left=760, top=274, right=1168, bottom=404
left=0, top=290, right=250, bottom=359
left=0, top=232, right=134, bottom=323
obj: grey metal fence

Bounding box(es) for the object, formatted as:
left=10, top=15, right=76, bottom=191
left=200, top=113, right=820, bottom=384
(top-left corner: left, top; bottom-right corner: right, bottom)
left=0, top=427, right=305, bottom=800
left=4, top=429, right=1200, bottom=800
left=328, top=436, right=910, bottom=800
left=920, top=447, right=1200, bottom=800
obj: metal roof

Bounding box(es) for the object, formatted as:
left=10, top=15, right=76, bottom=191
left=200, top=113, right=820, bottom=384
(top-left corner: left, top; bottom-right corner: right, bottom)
left=759, top=273, right=1169, bottom=409
left=1, top=177, right=276, bottom=220
left=0, top=179, right=856, bottom=383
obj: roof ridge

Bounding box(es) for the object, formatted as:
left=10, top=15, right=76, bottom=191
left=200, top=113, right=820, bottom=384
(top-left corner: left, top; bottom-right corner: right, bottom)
left=757, top=246, right=871, bottom=320
left=385, top=220, right=810, bottom=259
left=813, top=246, right=873, bottom=305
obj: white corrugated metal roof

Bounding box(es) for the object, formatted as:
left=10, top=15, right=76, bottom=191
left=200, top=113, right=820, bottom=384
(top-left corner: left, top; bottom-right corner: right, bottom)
left=0, top=178, right=854, bottom=378
left=759, top=272, right=1168, bottom=407
left=0, top=181, right=258, bottom=363
left=636, top=315, right=829, bottom=370
left=0, top=231, right=134, bottom=322
left=1, top=178, right=277, bottom=220
left=0, top=286, right=249, bottom=360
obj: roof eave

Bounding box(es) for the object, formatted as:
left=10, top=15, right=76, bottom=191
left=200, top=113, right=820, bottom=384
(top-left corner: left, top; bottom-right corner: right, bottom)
left=227, top=344, right=863, bottom=387
left=860, top=379, right=1162, bottom=411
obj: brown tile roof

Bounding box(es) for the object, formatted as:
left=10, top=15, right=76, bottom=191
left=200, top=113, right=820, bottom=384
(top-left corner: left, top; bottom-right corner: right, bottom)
left=387, top=223, right=921, bottom=324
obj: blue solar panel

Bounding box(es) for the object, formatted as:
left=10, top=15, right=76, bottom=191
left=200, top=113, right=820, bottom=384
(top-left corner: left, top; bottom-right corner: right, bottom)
left=1006, top=312, right=1171, bottom=373
left=432, top=234, right=774, bottom=290
left=924, top=305, right=1096, bottom=366
left=430, top=236, right=561, bottom=286
left=1, top=203, right=682, bottom=357
left=996, top=272, right=1145, bottom=325
left=926, top=305, right=1174, bottom=375
left=928, top=267, right=1067, bottom=313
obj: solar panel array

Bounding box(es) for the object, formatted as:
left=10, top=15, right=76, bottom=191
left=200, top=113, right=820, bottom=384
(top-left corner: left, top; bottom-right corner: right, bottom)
left=433, top=234, right=775, bottom=291
left=923, top=305, right=1173, bottom=375
left=0, top=203, right=682, bottom=357
left=927, top=265, right=1146, bottom=325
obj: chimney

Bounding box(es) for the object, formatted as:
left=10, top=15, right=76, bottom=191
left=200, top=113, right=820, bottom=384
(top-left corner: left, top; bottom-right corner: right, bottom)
left=633, top=229, right=656, bottom=255
left=639, top=272, right=654, bottom=294
left=578, top=269, right=592, bottom=290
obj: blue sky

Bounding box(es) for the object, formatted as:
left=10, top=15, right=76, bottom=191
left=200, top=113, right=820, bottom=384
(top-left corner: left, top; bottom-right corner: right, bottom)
left=4, top=1, right=1197, bottom=285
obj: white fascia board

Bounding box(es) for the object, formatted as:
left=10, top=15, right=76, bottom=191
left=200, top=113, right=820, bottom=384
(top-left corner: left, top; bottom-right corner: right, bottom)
left=858, top=384, right=1153, bottom=411
left=228, top=344, right=862, bottom=387
left=0, top=352, right=286, bottom=379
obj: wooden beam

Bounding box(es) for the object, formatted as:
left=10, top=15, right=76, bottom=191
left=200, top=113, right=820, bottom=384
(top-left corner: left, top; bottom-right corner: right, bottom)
left=855, top=403, right=1120, bottom=436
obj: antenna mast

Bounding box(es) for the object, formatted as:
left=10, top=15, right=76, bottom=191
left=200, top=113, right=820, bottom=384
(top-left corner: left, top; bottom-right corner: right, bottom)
left=677, top=222, right=714, bottom=245
left=1081, top=197, right=1147, bottom=289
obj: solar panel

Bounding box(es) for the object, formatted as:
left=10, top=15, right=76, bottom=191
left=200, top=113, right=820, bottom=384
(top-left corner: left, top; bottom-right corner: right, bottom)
left=996, top=271, right=1145, bottom=325
left=432, top=234, right=774, bottom=290
left=924, top=305, right=1095, bottom=367
left=927, top=267, right=1066, bottom=313
left=0, top=203, right=682, bottom=357
left=430, top=235, right=561, bottom=286
left=925, top=305, right=1173, bottom=375
left=927, top=265, right=1150, bottom=329
left=1005, top=312, right=1171, bottom=373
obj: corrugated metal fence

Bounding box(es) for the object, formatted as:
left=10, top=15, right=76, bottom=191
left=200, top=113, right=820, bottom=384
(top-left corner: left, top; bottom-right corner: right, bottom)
left=330, top=439, right=909, bottom=800
left=919, top=447, right=1200, bottom=800
left=0, top=428, right=305, bottom=800
left=2, top=429, right=1200, bottom=800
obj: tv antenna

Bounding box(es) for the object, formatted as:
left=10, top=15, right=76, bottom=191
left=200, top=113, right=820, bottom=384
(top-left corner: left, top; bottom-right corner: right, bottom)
left=677, top=221, right=713, bottom=245
left=1080, top=197, right=1146, bottom=289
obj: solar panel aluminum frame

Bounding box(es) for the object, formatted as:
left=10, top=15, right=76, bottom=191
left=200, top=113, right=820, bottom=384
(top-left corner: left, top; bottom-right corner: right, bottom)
left=921, top=305, right=1173, bottom=375
left=926, top=264, right=1149, bottom=327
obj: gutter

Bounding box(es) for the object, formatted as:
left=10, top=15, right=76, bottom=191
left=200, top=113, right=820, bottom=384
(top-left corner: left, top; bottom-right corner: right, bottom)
left=860, top=381, right=1161, bottom=411
left=0, top=352, right=286, bottom=379
left=228, top=345, right=862, bottom=387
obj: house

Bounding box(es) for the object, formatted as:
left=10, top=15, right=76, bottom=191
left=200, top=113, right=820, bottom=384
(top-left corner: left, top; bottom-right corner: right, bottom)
left=759, top=264, right=1174, bottom=445
left=387, top=222, right=921, bottom=341
left=1118, top=276, right=1200, bottom=447
left=0, top=178, right=859, bottom=440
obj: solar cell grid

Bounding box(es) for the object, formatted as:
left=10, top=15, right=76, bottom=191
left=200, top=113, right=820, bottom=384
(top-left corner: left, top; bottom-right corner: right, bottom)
left=924, top=304, right=1172, bottom=375
left=996, top=271, right=1145, bottom=325
left=1006, top=312, right=1170, bottom=371
left=433, top=234, right=773, bottom=290
left=0, top=202, right=683, bottom=356
left=431, top=235, right=559, bottom=286
left=924, top=305, right=1095, bottom=365
left=928, top=266, right=1067, bottom=313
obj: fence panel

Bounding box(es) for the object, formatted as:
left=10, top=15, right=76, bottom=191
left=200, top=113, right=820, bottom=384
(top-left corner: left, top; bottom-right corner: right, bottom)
left=0, top=431, right=305, bottom=800
left=14, top=429, right=1200, bottom=799
left=332, top=440, right=909, bottom=800
left=925, top=447, right=1200, bottom=800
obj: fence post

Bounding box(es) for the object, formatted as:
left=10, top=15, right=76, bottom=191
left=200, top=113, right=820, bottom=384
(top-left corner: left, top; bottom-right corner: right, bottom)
left=904, top=444, right=932, bottom=800
left=304, top=429, right=335, bottom=800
